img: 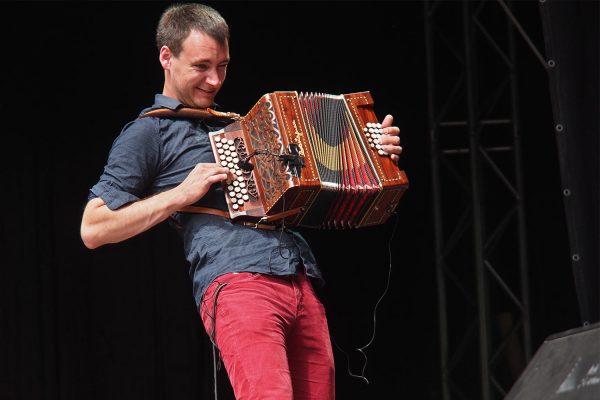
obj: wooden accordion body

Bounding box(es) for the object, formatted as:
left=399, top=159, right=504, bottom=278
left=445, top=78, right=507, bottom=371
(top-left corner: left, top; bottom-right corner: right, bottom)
left=209, top=91, right=408, bottom=229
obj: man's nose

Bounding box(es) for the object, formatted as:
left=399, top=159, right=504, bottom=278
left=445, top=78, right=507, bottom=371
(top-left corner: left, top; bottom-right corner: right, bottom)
left=206, top=69, right=220, bottom=86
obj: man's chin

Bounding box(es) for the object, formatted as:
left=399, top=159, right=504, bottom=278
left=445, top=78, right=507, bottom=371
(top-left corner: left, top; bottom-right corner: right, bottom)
left=192, top=93, right=216, bottom=109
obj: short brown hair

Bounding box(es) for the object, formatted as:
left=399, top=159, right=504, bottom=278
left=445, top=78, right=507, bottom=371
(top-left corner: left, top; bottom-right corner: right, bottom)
left=156, top=3, right=229, bottom=56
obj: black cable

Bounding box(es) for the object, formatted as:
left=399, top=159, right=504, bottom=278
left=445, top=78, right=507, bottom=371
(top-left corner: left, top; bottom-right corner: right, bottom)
left=211, top=343, right=219, bottom=399
left=238, top=148, right=297, bottom=270
left=237, top=149, right=304, bottom=173
left=332, top=211, right=400, bottom=384
left=209, top=282, right=229, bottom=400
left=265, top=181, right=292, bottom=275
left=236, top=149, right=277, bottom=171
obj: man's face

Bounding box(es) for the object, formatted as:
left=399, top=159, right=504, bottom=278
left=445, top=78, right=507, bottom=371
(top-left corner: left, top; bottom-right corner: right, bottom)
left=162, top=30, right=229, bottom=108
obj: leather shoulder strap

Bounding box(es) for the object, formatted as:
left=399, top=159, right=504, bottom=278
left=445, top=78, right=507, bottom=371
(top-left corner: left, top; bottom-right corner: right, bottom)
left=179, top=205, right=230, bottom=218
left=140, top=107, right=241, bottom=121
left=178, top=206, right=279, bottom=230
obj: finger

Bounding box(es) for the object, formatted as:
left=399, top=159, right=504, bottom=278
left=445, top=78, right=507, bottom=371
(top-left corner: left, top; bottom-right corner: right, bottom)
left=380, top=114, right=401, bottom=136
left=206, top=172, right=230, bottom=185
left=201, top=164, right=231, bottom=176
left=390, top=153, right=400, bottom=164
left=224, top=168, right=236, bottom=181
left=381, top=114, right=394, bottom=128
left=192, top=162, right=220, bottom=174
left=215, top=166, right=232, bottom=176
left=378, top=134, right=401, bottom=146
left=384, top=126, right=400, bottom=136
left=210, top=166, right=234, bottom=181
left=198, top=162, right=222, bottom=169
left=191, top=164, right=232, bottom=183
left=381, top=144, right=403, bottom=156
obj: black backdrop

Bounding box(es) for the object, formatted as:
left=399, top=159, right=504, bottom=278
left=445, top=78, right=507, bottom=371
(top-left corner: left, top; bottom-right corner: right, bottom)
left=540, top=0, right=599, bottom=325
left=0, top=1, right=582, bottom=399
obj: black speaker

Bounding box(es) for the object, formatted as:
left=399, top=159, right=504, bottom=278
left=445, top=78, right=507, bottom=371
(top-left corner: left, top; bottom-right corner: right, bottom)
left=505, top=322, right=600, bottom=400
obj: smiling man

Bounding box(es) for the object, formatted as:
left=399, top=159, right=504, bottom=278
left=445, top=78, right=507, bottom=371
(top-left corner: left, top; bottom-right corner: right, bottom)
left=80, top=3, right=403, bottom=400
left=160, top=29, right=229, bottom=108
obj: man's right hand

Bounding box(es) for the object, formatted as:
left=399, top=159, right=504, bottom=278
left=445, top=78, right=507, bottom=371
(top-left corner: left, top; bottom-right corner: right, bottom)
left=175, top=163, right=233, bottom=206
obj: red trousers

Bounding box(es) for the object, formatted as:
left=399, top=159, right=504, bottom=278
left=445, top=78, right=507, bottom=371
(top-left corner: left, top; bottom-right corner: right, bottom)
left=200, top=272, right=335, bottom=400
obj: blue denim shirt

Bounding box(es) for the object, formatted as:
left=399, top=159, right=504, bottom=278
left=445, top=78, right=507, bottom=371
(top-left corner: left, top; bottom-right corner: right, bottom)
left=89, top=94, right=323, bottom=306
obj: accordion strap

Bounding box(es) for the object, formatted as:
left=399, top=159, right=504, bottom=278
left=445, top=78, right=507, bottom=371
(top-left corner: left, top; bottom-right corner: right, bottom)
left=259, top=207, right=304, bottom=223
left=179, top=205, right=279, bottom=231
left=179, top=205, right=230, bottom=219
left=140, top=107, right=241, bottom=121
left=179, top=206, right=304, bottom=230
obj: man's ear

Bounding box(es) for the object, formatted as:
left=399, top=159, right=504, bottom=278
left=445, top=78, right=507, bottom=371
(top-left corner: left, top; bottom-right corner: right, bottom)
left=159, top=46, right=172, bottom=70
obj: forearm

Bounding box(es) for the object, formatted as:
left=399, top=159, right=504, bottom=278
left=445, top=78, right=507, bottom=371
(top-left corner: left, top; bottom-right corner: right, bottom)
left=80, top=188, right=185, bottom=249
left=81, top=162, right=231, bottom=249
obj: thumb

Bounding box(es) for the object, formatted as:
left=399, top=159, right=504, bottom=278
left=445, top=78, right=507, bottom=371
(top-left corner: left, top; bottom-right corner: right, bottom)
left=381, top=114, right=394, bottom=128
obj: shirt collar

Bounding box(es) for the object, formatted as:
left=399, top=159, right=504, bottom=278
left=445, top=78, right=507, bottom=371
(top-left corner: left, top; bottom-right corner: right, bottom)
left=151, top=94, right=221, bottom=111
left=153, top=94, right=183, bottom=110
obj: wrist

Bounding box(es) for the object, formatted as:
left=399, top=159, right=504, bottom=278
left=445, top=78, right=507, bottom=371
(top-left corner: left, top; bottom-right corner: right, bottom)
left=159, top=185, right=194, bottom=213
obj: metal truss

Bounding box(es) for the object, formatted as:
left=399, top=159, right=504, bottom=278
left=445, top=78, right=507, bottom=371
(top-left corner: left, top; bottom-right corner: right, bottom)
left=424, top=1, right=537, bottom=398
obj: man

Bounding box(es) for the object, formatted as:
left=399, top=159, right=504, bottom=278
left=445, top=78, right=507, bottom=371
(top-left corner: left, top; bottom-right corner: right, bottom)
left=81, top=3, right=403, bottom=399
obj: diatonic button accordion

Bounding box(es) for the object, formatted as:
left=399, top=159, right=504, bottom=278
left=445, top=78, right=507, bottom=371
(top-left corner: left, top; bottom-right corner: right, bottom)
left=209, top=91, right=409, bottom=229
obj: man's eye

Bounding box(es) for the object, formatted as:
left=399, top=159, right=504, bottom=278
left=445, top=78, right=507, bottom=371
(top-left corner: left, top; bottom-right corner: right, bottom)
left=195, top=64, right=208, bottom=71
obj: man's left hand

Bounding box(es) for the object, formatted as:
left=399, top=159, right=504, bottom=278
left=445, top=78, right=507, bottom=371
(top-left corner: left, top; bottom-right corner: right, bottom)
left=378, top=114, right=403, bottom=164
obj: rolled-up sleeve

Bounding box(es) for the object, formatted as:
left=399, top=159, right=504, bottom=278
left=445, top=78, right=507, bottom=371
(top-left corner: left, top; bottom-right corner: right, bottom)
left=89, top=117, right=161, bottom=210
